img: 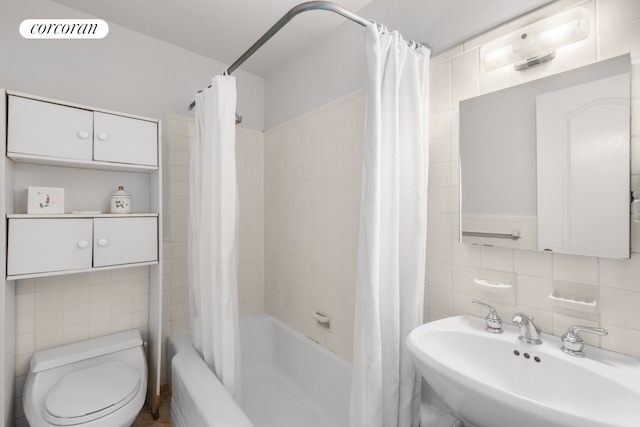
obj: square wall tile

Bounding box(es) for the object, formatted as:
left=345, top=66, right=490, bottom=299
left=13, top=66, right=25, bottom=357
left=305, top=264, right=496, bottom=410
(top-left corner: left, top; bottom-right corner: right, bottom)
left=552, top=254, right=599, bottom=285
left=451, top=49, right=480, bottom=105
left=430, top=61, right=451, bottom=114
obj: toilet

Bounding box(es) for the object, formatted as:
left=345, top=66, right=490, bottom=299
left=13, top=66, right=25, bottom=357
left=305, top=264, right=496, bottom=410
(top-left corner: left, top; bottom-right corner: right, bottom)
left=23, top=329, right=147, bottom=427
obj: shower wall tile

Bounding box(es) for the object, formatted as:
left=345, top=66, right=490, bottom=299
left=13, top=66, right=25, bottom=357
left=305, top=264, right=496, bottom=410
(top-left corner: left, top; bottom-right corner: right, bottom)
left=264, top=91, right=364, bottom=361
left=427, top=0, right=640, bottom=358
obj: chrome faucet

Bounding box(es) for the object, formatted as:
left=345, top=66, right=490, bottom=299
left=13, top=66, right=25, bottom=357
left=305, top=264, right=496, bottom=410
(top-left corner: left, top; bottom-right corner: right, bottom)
left=471, top=299, right=503, bottom=333
left=511, top=313, right=542, bottom=344
left=561, top=325, right=608, bottom=357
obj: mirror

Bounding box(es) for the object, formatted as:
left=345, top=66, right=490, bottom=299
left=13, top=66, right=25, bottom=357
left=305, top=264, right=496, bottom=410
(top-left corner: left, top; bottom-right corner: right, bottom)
left=459, top=54, right=631, bottom=259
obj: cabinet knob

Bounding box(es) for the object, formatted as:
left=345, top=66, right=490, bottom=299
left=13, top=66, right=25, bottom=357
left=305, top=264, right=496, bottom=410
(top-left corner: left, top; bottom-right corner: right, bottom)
left=97, top=238, right=109, bottom=247
left=77, top=240, right=89, bottom=249
left=97, top=132, right=109, bottom=141
left=77, top=130, right=90, bottom=139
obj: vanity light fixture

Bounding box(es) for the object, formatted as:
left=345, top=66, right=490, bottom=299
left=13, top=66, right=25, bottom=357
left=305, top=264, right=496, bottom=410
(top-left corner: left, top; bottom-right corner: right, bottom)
left=481, top=7, right=590, bottom=72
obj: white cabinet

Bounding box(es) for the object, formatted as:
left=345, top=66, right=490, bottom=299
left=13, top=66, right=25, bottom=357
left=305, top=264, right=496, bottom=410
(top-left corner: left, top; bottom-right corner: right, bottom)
left=7, top=216, right=158, bottom=277
left=8, top=96, right=93, bottom=161
left=5, top=92, right=161, bottom=280
left=93, top=217, right=158, bottom=267
left=8, top=95, right=158, bottom=167
left=7, top=218, right=93, bottom=276
left=93, top=112, right=157, bottom=166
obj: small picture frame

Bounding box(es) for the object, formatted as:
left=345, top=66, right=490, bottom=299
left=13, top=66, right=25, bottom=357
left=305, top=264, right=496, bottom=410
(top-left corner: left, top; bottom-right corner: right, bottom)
left=27, top=187, right=65, bottom=214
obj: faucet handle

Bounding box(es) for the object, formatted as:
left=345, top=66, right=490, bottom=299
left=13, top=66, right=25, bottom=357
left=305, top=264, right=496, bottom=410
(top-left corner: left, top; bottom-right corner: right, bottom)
left=561, top=325, right=608, bottom=357
left=472, top=299, right=503, bottom=333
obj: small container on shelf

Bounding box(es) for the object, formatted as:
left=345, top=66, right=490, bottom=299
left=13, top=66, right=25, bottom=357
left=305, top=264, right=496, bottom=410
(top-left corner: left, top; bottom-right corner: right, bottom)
left=110, top=186, right=131, bottom=214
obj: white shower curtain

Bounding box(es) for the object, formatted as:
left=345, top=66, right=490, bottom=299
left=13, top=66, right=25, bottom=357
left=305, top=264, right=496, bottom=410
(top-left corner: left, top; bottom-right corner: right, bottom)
left=350, top=24, right=430, bottom=427
left=189, top=75, right=241, bottom=401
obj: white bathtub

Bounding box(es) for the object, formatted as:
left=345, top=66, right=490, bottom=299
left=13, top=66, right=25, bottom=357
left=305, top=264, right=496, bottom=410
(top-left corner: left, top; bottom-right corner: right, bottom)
left=167, top=331, right=253, bottom=427
left=167, top=313, right=352, bottom=427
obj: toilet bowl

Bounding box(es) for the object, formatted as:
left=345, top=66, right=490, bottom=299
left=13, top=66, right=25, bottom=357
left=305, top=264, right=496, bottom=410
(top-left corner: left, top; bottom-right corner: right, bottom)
left=23, top=329, right=147, bottom=427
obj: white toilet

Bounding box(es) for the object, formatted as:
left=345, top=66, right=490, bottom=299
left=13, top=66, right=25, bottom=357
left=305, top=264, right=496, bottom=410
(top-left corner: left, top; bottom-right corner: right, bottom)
left=23, top=329, right=147, bottom=427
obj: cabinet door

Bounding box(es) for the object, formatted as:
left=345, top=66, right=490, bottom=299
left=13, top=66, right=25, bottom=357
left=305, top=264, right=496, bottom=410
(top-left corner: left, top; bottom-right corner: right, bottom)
left=93, top=217, right=158, bottom=267
left=7, top=219, right=93, bottom=276
left=93, top=112, right=158, bottom=166
left=8, top=96, right=93, bottom=161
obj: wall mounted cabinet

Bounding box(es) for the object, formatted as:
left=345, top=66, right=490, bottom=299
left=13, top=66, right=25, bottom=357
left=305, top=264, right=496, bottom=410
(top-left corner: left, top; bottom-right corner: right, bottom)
left=7, top=215, right=158, bottom=277
left=8, top=95, right=158, bottom=167
left=0, top=89, right=164, bottom=423
left=7, top=217, right=94, bottom=276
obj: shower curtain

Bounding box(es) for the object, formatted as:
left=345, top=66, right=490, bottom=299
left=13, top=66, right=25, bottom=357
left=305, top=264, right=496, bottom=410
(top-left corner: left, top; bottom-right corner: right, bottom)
left=189, top=75, right=241, bottom=401
left=350, top=24, right=430, bottom=427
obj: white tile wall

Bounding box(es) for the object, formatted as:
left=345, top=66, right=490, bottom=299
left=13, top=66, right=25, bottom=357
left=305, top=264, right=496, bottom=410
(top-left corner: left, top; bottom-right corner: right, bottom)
left=161, top=114, right=265, bottom=383
left=427, top=0, right=640, bottom=358
left=264, top=91, right=364, bottom=361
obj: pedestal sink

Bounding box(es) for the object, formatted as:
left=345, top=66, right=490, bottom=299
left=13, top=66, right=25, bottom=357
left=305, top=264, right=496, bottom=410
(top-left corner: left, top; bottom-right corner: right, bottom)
left=406, top=315, right=640, bottom=427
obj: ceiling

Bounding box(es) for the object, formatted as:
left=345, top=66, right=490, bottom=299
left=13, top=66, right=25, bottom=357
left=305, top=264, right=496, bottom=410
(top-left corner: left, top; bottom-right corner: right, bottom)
left=51, top=0, right=556, bottom=76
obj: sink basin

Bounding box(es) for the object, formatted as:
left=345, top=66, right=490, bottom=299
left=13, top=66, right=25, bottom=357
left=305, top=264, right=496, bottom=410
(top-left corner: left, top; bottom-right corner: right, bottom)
left=406, top=315, right=640, bottom=427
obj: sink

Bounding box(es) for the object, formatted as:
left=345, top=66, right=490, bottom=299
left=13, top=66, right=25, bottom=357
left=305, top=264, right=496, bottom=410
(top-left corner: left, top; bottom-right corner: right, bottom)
left=406, top=315, right=640, bottom=427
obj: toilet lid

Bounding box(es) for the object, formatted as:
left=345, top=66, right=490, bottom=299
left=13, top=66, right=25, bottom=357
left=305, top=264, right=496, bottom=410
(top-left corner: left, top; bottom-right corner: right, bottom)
left=43, top=360, right=141, bottom=426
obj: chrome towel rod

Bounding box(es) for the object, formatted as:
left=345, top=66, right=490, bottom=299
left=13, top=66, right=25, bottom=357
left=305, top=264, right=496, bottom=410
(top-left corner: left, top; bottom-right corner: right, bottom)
left=188, top=1, right=372, bottom=110
left=462, top=230, right=521, bottom=240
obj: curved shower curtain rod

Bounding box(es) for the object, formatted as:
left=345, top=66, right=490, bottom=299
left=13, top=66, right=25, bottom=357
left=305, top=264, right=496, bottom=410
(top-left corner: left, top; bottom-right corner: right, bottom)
left=188, top=1, right=372, bottom=111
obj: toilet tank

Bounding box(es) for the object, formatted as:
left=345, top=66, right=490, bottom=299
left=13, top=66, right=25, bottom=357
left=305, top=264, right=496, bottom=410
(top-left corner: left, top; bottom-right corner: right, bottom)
left=30, top=329, right=144, bottom=373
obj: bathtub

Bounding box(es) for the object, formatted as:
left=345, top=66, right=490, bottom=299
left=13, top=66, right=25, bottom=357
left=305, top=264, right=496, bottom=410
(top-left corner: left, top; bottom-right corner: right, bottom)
left=167, top=331, right=253, bottom=427
left=167, top=313, right=352, bottom=427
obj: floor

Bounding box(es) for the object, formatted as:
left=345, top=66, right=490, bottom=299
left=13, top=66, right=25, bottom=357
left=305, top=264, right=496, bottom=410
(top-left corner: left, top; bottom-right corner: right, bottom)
left=131, top=392, right=171, bottom=426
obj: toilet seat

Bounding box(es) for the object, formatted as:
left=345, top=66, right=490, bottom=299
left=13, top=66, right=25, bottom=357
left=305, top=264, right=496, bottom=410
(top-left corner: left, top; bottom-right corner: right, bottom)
left=43, top=360, right=141, bottom=426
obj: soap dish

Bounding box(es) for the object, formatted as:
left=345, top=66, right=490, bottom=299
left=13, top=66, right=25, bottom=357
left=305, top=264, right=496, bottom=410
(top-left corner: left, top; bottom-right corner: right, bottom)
left=548, top=291, right=598, bottom=313
left=474, top=278, right=512, bottom=291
